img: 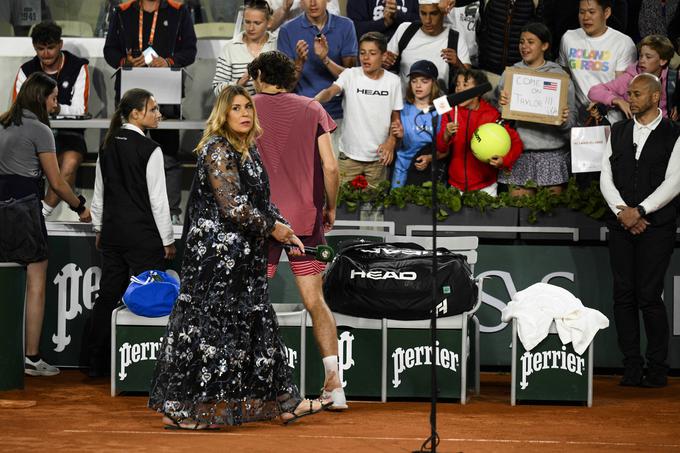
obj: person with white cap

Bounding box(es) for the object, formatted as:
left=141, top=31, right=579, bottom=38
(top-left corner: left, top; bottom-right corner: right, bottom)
left=384, top=0, right=471, bottom=93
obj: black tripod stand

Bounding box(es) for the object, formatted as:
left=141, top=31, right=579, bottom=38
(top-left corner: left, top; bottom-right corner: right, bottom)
left=410, top=82, right=492, bottom=453
left=411, top=108, right=442, bottom=453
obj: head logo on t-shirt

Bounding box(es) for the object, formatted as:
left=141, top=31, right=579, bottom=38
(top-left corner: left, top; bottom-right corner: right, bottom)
left=357, top=88, right=389, bottom=96
left=568, top=48, right=611, bottom=72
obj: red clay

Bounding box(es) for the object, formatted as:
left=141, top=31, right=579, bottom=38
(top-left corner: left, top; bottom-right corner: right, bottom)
left=0, top=371, right=678, bottom=452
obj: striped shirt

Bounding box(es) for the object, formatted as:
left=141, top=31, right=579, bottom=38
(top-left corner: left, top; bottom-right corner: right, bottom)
left=212, top=31, right=278, bottom=96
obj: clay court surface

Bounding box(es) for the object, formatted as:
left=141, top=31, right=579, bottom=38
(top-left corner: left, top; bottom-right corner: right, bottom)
left=1, top=371, right=678, bottom=452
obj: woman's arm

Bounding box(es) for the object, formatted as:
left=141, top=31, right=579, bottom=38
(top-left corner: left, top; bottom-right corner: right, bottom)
left=204, top=140, right=278, bottom=236
left=39, top=152, right=90, bottom=222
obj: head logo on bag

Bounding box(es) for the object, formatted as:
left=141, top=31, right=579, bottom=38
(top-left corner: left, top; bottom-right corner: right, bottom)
left=123, top=270, right=180, bottom=318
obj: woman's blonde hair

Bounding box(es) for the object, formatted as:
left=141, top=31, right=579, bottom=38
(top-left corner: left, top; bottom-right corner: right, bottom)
left=194, top=85, right=262, bottom=161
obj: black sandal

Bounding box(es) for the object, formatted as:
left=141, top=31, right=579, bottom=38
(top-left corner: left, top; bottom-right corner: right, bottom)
left=282, top=399, right=321, bottom=425
left=163, top=415, right=220, bottom=431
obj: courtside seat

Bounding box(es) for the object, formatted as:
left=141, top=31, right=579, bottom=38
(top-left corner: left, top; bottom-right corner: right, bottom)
left=111, top=302, right=309, bottom=396
left=0, top=263, right=26, bottom=391
left=55, top=20, right=94, bottom=37
left=0, top=21, right=14, bottom=36
left=511, top=320, right=594, bottom=407
left=333, top=219, right=396, bottom=235
left=194, top=22, right=235, bottom=39
left=324, top=228, right=393, bottom=253
left=110, top=306, right=168, bottom=396
left=29, top=20, right=93, bottom=37
left=305, top=312, right=385, bottom=400
left=387, top=235, right=483, bottom=403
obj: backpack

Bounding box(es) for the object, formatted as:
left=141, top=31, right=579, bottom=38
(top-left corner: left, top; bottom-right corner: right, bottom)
left=395, top=22, right=460, bottom=93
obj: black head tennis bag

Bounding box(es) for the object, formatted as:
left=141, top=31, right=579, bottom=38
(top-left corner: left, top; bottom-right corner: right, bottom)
left=323, top=242, right=477, bottom=320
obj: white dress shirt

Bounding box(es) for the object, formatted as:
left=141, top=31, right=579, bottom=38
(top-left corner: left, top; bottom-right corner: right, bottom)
left=600, top=108, right=680, bottom=216
left=91, top=124, right=174, bottom=246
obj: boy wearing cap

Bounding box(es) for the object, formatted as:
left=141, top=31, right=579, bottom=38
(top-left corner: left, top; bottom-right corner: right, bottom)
left=315, top=31, right=403, bottom=185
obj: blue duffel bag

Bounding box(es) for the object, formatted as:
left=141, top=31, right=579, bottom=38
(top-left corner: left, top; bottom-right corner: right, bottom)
left=122, top=270, right=180, bottom=317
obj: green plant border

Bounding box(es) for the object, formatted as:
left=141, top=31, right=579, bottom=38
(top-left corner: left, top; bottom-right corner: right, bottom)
left=337, top=177, right=608, bottom=224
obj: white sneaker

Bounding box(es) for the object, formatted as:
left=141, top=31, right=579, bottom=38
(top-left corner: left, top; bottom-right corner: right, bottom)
left=319, top=387, right=348, bottom=411
left=24, top=357, right=60, bottom=376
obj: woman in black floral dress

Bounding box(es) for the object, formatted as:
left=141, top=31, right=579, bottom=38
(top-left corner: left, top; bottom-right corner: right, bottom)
left=148, top=85, right=322, bottom=429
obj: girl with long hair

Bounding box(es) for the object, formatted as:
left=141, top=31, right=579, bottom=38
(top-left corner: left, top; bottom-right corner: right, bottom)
left=391, top=60, right=443, bottom=188
left=497, top=22, right=577, bottom=196
left=149, top=85, right=322, bottom=430
left=0, top=72, right=90, bottom=376
left=86, top=88, right=175, bottom=377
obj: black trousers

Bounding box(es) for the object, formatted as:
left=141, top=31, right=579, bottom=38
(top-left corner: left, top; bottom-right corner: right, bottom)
left=607, top=222, right=675, bottom=371
left=86, top=246, right=166, bottom=368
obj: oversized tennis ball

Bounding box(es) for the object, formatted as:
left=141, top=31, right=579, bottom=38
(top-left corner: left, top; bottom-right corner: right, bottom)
left=470, top=123, right=511, bottom=163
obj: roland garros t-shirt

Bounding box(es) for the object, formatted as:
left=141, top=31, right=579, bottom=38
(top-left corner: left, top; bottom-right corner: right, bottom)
left=558, top=27, right=636, bottom=121
left=334, top=67, right=403, bottom=162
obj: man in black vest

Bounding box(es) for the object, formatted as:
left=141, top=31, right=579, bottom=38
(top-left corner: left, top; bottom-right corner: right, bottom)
left=14, top=21, right=90, bottom=219
left=600, top=73, right=680, bottom=388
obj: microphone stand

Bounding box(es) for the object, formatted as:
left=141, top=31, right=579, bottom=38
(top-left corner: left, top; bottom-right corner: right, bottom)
left=412, top=84, right=490, bottom=453
left=413, top=110, right=441, bottom=453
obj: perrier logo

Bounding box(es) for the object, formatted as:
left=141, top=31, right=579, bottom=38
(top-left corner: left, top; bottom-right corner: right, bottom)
left=520, top=346, right=586, bottom=389
left=392, top=340, right=460, bottom=388
left=119, top=338, right=162, bottom=381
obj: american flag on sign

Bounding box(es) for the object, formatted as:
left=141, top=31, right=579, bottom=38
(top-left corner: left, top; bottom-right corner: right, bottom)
left=543, top=81, right=558, bottom=91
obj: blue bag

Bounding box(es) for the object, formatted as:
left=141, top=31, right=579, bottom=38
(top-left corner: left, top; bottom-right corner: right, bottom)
left=122, top=270, right=180, bottom=317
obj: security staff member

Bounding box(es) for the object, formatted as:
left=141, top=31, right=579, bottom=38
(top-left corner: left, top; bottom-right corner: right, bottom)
left=103, top=0, right=197, bottom=224
left=600, top=73, right=680, bottom=388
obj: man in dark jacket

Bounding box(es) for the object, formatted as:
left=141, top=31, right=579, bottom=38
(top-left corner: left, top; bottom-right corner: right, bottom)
left=104, top=0, right=197, bottom=225
left=477, top=0, right=543, bottom=76
left=347, top=0, right=421, bottom=41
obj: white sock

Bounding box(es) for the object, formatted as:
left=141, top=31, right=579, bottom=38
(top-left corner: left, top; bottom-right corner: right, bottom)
left=42, top=201, right=54, bottom=217
left=322, top=355, right=338, bottom=379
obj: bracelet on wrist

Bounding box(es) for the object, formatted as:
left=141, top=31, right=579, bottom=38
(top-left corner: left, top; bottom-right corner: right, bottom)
left=70, top=194, right=86, bottom=214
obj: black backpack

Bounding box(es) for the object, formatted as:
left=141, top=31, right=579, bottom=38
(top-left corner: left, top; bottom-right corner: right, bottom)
left=394, top=22, right=460, bottom=93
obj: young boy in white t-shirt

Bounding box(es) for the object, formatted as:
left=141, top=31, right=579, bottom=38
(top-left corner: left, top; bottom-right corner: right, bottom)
left=315, top=31, right=403, bottom=186
left=558, top=0, right=636, bottom=124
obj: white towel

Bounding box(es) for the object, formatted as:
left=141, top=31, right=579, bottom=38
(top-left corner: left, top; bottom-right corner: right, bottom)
left=501, top=283, right=609, bottom=355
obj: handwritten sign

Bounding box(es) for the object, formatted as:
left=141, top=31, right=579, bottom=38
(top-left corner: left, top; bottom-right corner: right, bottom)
left=501, top=67, right=569, bottom=125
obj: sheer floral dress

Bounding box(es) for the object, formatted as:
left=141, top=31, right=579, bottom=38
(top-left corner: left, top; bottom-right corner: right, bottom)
left=148, top=135, right=301, bottom=425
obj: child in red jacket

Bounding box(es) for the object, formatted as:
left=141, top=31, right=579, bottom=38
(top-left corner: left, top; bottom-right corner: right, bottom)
left=436, top=69, right=522, bottom=195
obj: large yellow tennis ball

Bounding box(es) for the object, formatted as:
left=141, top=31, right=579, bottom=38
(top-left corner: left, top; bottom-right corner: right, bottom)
left=470, top=123, right=511, bottom=163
